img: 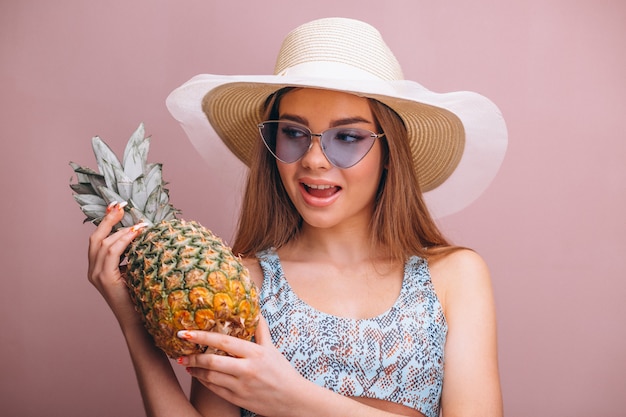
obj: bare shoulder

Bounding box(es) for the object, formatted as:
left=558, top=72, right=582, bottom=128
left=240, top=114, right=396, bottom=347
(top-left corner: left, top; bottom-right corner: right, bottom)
left=428, top=248, right=490, bottom=279
left=427, top=248, right=493, bottom=313
left=241, top=256, right=264, bottom=288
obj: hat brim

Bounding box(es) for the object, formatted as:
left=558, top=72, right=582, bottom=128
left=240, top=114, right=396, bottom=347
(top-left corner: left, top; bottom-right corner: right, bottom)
left=166, top=74, right=507, bottom=217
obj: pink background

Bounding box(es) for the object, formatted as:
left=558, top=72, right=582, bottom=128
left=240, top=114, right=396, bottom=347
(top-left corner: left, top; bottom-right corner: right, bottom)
left=1, top=1, right=624, bottom=416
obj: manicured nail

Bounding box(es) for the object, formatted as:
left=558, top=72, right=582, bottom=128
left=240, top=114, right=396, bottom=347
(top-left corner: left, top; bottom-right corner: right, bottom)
left=177, top=330, right=193, bottom=340
left=117, top=201, right=128, bottom=210
left=130, top=222, right=150, bottom=233
left=185, top=367, right=192, bottom=374
left=176, top=357, right=186, bottom=365
left=106, top=201, right=119, bottom=213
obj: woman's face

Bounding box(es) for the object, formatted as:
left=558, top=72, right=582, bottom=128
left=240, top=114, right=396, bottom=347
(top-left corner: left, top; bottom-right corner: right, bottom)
left=275, top=88, right=385, bottom=232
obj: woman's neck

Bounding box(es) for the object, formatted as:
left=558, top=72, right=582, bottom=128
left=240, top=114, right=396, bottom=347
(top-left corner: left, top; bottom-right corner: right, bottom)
left=280, top=223, right=390, bottom=266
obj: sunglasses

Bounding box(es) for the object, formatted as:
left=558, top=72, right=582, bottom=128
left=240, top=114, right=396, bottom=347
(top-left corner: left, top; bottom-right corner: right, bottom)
left=258, top=120, right=385, bottom=169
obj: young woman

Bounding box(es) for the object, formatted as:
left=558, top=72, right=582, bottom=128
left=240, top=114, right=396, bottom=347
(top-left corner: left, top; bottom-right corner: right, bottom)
left=88, top=17, right=507, bottom=417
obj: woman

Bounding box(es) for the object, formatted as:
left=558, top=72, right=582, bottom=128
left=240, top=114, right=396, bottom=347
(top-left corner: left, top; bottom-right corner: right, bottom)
left=88, top=17, right=507, bottom=417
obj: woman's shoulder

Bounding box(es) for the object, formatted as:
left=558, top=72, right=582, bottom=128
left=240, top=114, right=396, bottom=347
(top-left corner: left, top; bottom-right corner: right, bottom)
left=241, top=256, right=264, bottom=289
left=427, top=247, right=489, bottom=276
left=426, top=248, right=493, bottom=313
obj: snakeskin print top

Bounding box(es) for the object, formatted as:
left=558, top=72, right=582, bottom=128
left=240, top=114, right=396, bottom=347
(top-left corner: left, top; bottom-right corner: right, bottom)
left=241, top=248, right=447, bottom=417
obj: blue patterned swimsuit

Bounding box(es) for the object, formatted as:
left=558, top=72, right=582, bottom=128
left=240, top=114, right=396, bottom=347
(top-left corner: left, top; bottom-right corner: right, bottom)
left=242, top=248, right=447, bottom=417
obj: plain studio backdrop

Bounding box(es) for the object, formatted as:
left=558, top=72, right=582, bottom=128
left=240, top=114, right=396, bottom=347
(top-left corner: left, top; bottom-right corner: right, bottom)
left=1, top=1, right=624, bottom=416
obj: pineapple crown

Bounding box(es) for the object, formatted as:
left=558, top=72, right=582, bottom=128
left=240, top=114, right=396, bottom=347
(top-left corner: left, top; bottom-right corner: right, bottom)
left=70, top=123, right=179, bottom=231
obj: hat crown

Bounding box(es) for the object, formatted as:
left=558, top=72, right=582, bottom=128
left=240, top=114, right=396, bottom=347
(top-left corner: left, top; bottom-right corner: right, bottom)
left=274, top=17, right=404, bottom=81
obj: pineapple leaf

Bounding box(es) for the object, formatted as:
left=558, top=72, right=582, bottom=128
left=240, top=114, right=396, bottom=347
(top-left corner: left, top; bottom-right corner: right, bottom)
left=154, top=202, right=178, bottom=223
left=92, top=136, right=123, bottom=194
left=71, top=164, right=104, bottom=178
left=121, top=211, right=136, bottom=228
left=70, top=182, right=96, bottom=194
left=97, top=185, right=126, bottom=206
left=129, top=207, right=154, bottom=227
left=83, top=217, right=99, bottom=226
left=144, top=164, right=164, bottom=194
left=129, top=176, right=148, bottom=212
left=142, top=190, right=159, bottom=222
left=158, top=186, right=170, bottom=206
left=131, top=164, right=163, bottom=212
left=145, top=162, right=160, bottom=173
left=112, top=164, right=133, bottom=202
left=87, top=175, right=108, bottom=198
left=70, top=124, right=181, bottom=231
left=122, top=123, right=150, bottom=181
left=143, top=185, right=167, bottom=222
left=80, top=204, right=107, bottom=221
left=69, top=161, right=101, bottom=184
left=73, top=194, right=107, bottom=206
left=69, top=163, right=106, bottom=196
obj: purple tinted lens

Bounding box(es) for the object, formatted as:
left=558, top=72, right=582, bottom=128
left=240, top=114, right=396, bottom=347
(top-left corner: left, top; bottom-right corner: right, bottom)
left=260, top=122, right=311, bottom=163
left=321, top=127, right=377, bottom=168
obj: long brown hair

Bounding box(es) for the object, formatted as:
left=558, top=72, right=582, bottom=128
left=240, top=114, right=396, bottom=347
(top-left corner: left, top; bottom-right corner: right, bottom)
left=231, top=88, right=453, bottom=262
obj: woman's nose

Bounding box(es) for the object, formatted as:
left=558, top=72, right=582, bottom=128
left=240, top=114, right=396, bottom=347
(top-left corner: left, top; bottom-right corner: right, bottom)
left=301, top=135, right=331, bottom=169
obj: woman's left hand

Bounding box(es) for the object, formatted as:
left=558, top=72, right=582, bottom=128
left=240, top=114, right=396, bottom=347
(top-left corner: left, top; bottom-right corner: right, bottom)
left=176, top=316, right=303, bottom=416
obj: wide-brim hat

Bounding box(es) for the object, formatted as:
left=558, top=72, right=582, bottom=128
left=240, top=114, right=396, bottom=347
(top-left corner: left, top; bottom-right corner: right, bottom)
left=166, top=17, right=507, bottom=217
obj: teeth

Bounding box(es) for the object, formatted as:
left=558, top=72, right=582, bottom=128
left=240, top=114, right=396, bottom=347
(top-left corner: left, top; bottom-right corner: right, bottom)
left=305, top=183, right=334, bottom=190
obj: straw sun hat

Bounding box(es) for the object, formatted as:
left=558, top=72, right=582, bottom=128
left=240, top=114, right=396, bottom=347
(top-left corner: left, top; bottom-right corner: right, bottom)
left=166, top=17, right=507, bottom=217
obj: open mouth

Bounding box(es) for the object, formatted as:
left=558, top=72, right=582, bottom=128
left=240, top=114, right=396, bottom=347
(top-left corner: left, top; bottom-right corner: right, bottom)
left=302, top=183, right=341, bottom=198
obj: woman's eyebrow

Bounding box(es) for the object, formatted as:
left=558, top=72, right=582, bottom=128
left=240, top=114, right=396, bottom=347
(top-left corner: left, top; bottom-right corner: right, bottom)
left=329, top=116, right=372, bottom=127
left=279, top=113, right=308, bottom=125
left=279, top=114, right=373, bottom=127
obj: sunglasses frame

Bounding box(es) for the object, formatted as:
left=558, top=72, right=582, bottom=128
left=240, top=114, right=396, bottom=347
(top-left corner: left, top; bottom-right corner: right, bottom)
left=258, top=120, right=385, bottom=169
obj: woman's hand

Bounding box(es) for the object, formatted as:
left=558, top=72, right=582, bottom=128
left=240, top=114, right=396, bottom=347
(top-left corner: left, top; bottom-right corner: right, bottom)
left=87, top=201, right=146, bottom=325
left=177, top=316, right=304, bottom=417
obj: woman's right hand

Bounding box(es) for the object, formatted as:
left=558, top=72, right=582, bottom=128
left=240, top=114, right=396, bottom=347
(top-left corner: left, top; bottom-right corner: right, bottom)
left=87, top=202, right=146, bottom=326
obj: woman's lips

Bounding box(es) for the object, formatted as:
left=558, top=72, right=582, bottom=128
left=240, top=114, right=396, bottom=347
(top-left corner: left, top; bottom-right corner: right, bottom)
left=299, top=182, right=342, bottom=206
left=302, top=183, right=340, bottom=198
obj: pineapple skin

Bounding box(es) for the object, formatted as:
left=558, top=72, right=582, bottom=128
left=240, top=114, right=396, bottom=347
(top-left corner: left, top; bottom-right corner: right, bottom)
left=126, top=219, right=259, bottom=358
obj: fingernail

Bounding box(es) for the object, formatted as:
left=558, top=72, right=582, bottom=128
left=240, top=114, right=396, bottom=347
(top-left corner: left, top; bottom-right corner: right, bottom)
left=130, top=222, right=150, bottom=233
left=106, top=201, right=119, bottom=213
left=185, top=367, right=192, bottom=375
left=117, top=201, right=128, bottom=210
left=176, top=357, right=186, bottom=365
left=177, top=330, right=193, bottom=340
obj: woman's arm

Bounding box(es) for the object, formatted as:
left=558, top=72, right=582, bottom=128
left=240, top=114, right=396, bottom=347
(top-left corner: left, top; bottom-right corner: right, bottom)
left=87, top=204, right=237, bottom=417
left=430, top=249, right=503, bottom=417
left=190, top=377, right=241, bottom=416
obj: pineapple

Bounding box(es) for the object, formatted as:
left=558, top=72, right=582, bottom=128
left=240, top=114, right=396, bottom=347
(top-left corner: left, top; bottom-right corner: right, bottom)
left=70, top=123, right=259, bottom=357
